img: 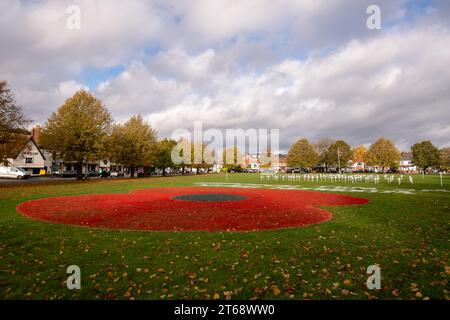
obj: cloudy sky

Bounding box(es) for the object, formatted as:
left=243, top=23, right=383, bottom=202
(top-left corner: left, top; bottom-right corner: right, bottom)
left=1, top=0, right=449, bottom=151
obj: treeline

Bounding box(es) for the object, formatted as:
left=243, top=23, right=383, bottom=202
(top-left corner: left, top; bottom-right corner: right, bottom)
left=0, top=81, right=31, bottom=165
left=40, top=90, right=218, bottom=180
left=287, top=138, right=449, bottom=172
left=0, top=84, right=213, bottom=180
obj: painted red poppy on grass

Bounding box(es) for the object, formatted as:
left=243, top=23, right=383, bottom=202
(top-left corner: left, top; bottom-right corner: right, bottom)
left=16, top=187, right=369, bottom=232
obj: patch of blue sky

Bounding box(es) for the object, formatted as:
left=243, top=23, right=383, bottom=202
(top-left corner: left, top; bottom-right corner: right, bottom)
left=405, top=0, right=434, bottom=16
left=78, top=45, right=163, bottom=88
left=386, top=0, right=433, bottom=27
left=79, top=65, right=125, bottom=89
left=377, top=0, right=433, bottom=32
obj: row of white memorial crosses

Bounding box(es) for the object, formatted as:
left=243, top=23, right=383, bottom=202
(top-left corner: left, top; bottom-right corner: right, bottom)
left=260, top=173, right=414, bottom=185
left=383, top=174, right=414, bottom=185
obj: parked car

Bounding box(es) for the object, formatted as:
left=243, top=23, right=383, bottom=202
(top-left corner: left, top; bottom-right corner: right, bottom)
left=53, top=169, right=76, bottom=177
left=85, top=170, right=98, bottom=177
left=289, top=167, right=309, bottom=173
left=0, top=165, right=31, bottom=179
left=259, top=168, right=276, bottom=174
left=60, top=170, right=77, bottom=178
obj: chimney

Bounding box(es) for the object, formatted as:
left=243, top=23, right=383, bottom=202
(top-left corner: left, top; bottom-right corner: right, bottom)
left=31, top=125, right=41, bottom=144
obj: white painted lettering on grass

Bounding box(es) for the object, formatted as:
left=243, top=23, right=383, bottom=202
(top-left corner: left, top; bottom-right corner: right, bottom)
left=195, top=182, right=449, bottom=194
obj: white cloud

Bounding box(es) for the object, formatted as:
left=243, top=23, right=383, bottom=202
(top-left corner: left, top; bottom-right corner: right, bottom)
left=0, top=0, right=162, bottom=71
left=15, top=80, right=88, bottom=121
left=98, top=26, right=450, bottom=149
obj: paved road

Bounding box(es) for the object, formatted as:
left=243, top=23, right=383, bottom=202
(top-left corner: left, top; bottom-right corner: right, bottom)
left=0, top=176, right=108, bottom=186
left=0, top=172, right=215, bottom=187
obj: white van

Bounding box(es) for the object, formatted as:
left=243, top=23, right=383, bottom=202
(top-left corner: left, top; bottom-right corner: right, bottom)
left=0, top=165, right=31, bottom=179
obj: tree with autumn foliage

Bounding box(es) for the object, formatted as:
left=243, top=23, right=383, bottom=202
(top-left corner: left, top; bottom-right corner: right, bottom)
left=153, top=138, right=177, bottom=176
left=411, top=141, right=441, bottom=173
left=323, top=140, right=352, bottom=170
left=170, top=139, right=215, bottom=174
left=108, top=114, right=157, bottom=177
left=439, top=147, right=450, bottom=172
left=40, top=90, right=112, bottom=180
left=365, top=138, right=400, bottom=172
left=190, top=141, right=214, bottom=174
left=315, top=138, right=335, bottom=169
left=287, top=139, right=319, bottom=169
left=0, top=81, right=30, bottom=165
left=222, top=145, right=244, bottom=172
left=352, top=145, right=367, bottom=162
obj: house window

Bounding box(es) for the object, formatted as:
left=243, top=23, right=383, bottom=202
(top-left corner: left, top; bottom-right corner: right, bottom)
left=25, top=157, right=33, bottom=164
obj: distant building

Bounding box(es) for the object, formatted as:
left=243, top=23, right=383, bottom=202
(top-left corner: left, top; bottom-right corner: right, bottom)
left=7, top=126, right=118, bottom=176
left=399, top=152, right=417, bottom=173
left=349, top=158, right=365, bottom=172
left=7, top=137, right=52, bottom=176
left=241, top=153, right=287, bottom=172
left=243, top=154, right=260, bottom=171
left=271, top=154, right=287, bottom=172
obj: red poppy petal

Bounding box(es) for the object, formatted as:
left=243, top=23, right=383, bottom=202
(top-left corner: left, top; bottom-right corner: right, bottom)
left=16, top=187, right=368, bottom=232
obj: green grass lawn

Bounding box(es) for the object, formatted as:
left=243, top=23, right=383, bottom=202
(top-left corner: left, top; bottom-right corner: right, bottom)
left=0, top=173, right=449, bottom=300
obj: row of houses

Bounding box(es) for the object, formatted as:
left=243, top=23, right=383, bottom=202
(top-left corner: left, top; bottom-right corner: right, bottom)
left=244, top=153, right=417, bottom=173
left=348, top=153, right=417, bottom=173
left=242, top=154, right=288, bottom=172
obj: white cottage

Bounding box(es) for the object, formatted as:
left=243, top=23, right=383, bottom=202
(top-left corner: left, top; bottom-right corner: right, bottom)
left=8, top=137, right=52, bottom=176
left=399, top=152, right=417, bottom=173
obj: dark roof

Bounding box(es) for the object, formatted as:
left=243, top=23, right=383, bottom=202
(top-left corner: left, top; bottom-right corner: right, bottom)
left=401, top=152, right=413, bottom=161
left=13, top=136, right=46, bottom=160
